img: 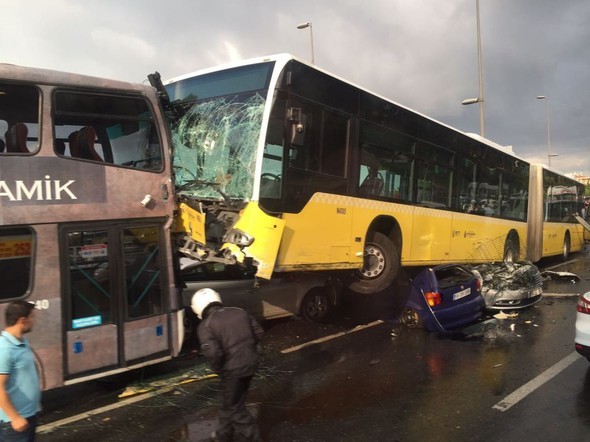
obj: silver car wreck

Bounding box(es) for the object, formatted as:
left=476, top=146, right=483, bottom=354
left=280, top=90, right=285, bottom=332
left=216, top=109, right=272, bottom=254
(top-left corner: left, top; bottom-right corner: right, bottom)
left=471, top=261, right=543, bottom=310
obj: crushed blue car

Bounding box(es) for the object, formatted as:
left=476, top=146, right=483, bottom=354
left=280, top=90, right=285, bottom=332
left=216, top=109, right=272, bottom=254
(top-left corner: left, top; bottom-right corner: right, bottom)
left=400, top=264, right=485, bottom=334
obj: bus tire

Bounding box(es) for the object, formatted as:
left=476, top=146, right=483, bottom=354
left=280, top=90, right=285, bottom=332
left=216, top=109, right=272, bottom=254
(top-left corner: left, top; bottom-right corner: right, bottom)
left=503, top=237, right=519, bottom=263
left=300, top=287, right=331, bottom=322
left=349, top=231, right=399, bottom=294
left=562, top=234, right=571, bottom=261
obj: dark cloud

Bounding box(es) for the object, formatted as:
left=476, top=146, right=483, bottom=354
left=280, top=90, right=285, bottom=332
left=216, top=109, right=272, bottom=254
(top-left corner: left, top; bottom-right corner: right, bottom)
left=2, top=0, right=589, bottom=175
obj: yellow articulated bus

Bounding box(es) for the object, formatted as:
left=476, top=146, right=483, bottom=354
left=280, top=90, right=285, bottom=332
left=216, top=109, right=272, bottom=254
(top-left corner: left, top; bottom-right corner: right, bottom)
left=164, top=54, right=583, bottom=294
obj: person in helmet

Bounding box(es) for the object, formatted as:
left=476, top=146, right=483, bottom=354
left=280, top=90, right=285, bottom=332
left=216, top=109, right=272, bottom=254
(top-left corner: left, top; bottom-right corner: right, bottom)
left=192, top=288, right=264, bottom=442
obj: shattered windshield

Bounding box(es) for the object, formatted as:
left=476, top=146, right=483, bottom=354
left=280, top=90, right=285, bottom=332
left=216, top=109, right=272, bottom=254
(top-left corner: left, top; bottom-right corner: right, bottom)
left=166, top=62, right=274, bottom=201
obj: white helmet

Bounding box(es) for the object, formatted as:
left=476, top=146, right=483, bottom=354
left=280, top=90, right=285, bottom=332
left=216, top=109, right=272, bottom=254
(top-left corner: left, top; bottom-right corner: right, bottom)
left=191, top=288, right=222, bottom=319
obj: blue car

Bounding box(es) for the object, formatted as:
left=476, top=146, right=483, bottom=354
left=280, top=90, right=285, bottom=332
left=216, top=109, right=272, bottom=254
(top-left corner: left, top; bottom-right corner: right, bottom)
left=401, top=264, right=485, bottom=334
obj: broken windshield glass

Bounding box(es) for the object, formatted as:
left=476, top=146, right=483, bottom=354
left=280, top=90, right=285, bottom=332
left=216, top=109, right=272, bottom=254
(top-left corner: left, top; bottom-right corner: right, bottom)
left=172, top=94, right=266, bottom=200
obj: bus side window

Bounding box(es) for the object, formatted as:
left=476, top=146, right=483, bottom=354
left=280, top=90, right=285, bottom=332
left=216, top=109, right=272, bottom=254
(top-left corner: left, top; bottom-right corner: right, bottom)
left=0, top=227, right=33, bottom=300
left=54, top=91, right=162, bottom=170
left=0, top=83, right=39, bottom=155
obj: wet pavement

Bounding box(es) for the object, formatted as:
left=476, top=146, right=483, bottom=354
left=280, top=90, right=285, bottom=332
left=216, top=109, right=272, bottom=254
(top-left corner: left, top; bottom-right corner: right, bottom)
left=36, top=250, right=590, bottom=441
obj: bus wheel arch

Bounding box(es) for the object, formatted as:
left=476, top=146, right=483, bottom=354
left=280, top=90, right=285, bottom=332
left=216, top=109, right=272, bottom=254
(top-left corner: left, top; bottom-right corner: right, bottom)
left=562, top=232, right=571, bottom=261
left=349, top=217, right=402, bottom=294
left=503, top=231, right=521, bottom=263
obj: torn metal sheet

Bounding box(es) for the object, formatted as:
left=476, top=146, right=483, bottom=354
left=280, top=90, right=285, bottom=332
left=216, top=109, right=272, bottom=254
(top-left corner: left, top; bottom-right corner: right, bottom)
left=540, top=270, right=581, bottom=283
left=470, top=261, right=543, bottom=310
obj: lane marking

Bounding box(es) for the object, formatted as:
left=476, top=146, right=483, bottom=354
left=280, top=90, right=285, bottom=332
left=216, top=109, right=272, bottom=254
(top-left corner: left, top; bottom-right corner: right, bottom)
left=492, top=351, right=582, bottom=412
left=38, top=373, right=217, bottom=434
left=542, top=292, right=579, bottom=298
left=281, top=320, right=384, bottom=354
left=543, top=258, right=579, bottom=271
left=38, top=387, right=170, bottom=434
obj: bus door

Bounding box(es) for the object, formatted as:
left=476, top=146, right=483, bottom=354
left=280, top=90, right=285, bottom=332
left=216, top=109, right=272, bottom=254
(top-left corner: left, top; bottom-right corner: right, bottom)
left=62, top=223, right=171, bottom=379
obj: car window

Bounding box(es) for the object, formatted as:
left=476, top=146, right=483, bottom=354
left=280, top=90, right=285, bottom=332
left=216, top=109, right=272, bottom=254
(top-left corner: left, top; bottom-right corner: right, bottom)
left=435, top=266, right=473, bottom=289
left=182, top=262, right=254, bottom=281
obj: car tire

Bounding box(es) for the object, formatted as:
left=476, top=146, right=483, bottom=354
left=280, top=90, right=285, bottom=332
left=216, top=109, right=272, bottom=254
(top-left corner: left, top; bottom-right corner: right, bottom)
left=400, top=307, right=423, bottom=329
left=300, top=287, right=331, bottom=322
left=349, top=231, right=400, bottom=294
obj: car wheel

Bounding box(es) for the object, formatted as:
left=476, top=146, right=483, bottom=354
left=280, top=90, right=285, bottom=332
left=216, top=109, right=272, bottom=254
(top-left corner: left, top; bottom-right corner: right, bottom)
left=349, top=231, right=400, bottom=294
left=400, top=307, right=423, bottom=329
left=300, top=287, right=331, bottom=322
left=562, top=234, right=571, bottom=261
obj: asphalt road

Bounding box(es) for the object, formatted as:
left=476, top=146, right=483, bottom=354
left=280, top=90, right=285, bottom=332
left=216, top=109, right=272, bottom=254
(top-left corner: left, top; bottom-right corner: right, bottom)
left=36, top=250, right=590, bottom=441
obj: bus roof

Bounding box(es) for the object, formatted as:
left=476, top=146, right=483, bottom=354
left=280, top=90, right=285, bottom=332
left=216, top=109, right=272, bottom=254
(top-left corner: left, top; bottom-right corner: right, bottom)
left=0, top=63, right=155, bottom=95
left=165, top=53, right=528, bottom=162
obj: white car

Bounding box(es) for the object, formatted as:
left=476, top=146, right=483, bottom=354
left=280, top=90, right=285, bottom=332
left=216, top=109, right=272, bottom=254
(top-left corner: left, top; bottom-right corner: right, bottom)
left=575, top=292, right=590, bottom=361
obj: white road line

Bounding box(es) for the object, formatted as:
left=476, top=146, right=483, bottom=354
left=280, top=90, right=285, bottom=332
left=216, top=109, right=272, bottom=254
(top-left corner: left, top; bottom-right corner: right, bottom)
left=38, top=373, right=217, bottom=434
left=38, top=386, right=172, bottom=434
left=280, top=320, right=384, bottom=354
left=492, top=351, right=582, bottom=412
left=542, top=292, right=580, bottom=298
left=544, top=258, right=579, bottom=271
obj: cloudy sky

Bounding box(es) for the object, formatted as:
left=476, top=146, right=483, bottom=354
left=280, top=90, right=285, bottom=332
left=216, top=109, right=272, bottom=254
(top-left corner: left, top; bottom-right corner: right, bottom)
left=4, top=1, right=590, bottom=177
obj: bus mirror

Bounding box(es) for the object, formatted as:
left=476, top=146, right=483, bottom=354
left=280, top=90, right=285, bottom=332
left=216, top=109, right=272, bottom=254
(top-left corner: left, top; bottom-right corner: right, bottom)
left=287, top=107, right=306, bottom=146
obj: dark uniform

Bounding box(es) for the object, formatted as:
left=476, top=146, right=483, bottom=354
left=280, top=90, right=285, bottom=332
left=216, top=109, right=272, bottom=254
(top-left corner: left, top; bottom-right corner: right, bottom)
left=198, top=305, right=264, bottom=442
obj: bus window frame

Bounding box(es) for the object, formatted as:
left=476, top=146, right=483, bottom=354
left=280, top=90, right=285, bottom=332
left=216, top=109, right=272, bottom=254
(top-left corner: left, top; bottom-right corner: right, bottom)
left=0, top=82, right=42, bottom=155
left=52, top=88, right=164, bottom=172
left=0, top=227, right=35, bottom=301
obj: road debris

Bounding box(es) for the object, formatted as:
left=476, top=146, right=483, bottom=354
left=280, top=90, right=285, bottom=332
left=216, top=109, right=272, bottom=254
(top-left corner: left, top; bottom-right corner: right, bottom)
left=541, top=270, right=581, bottom=283
left=493, top=311, right=519, bottom=319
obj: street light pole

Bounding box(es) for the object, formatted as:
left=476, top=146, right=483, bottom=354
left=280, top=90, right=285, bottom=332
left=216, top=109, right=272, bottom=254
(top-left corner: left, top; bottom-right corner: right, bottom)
left=537, top=95, right=554, bottom=166
left=296, top=22, right=315, bottom=64
left=461, top=0, right=485, bottom=137
left=475, top=0, right=485, bottom=138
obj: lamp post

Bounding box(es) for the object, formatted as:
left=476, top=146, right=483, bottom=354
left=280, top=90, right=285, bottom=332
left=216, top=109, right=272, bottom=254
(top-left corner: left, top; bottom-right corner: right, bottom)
left=536, top=95, right=556, bottom=166
left=296, top=22, right=315, bottom=64
left=461, top=0, right=485, bottom=137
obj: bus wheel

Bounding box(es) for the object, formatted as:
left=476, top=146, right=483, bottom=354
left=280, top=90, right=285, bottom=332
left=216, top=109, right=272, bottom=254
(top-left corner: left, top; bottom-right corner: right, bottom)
left=400, top=307, right=423, bottom=329
left=503, top=237, right=519, bottom=263
left=349, top=231, right=399, bottom=294
left=562, top=234, right=571, bottom=261
left=300, top=287, right=331, bottom=322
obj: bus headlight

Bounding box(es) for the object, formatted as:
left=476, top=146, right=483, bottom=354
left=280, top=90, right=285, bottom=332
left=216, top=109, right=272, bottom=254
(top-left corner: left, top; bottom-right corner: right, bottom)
left=223, top=229, right=254, bottom=247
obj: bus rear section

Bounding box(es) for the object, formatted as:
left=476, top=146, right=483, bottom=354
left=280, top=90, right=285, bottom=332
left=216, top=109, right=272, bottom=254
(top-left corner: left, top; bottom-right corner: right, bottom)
left=0, top=65, right=182, bottom=390
left=526, top=164, right=586, bottom=262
